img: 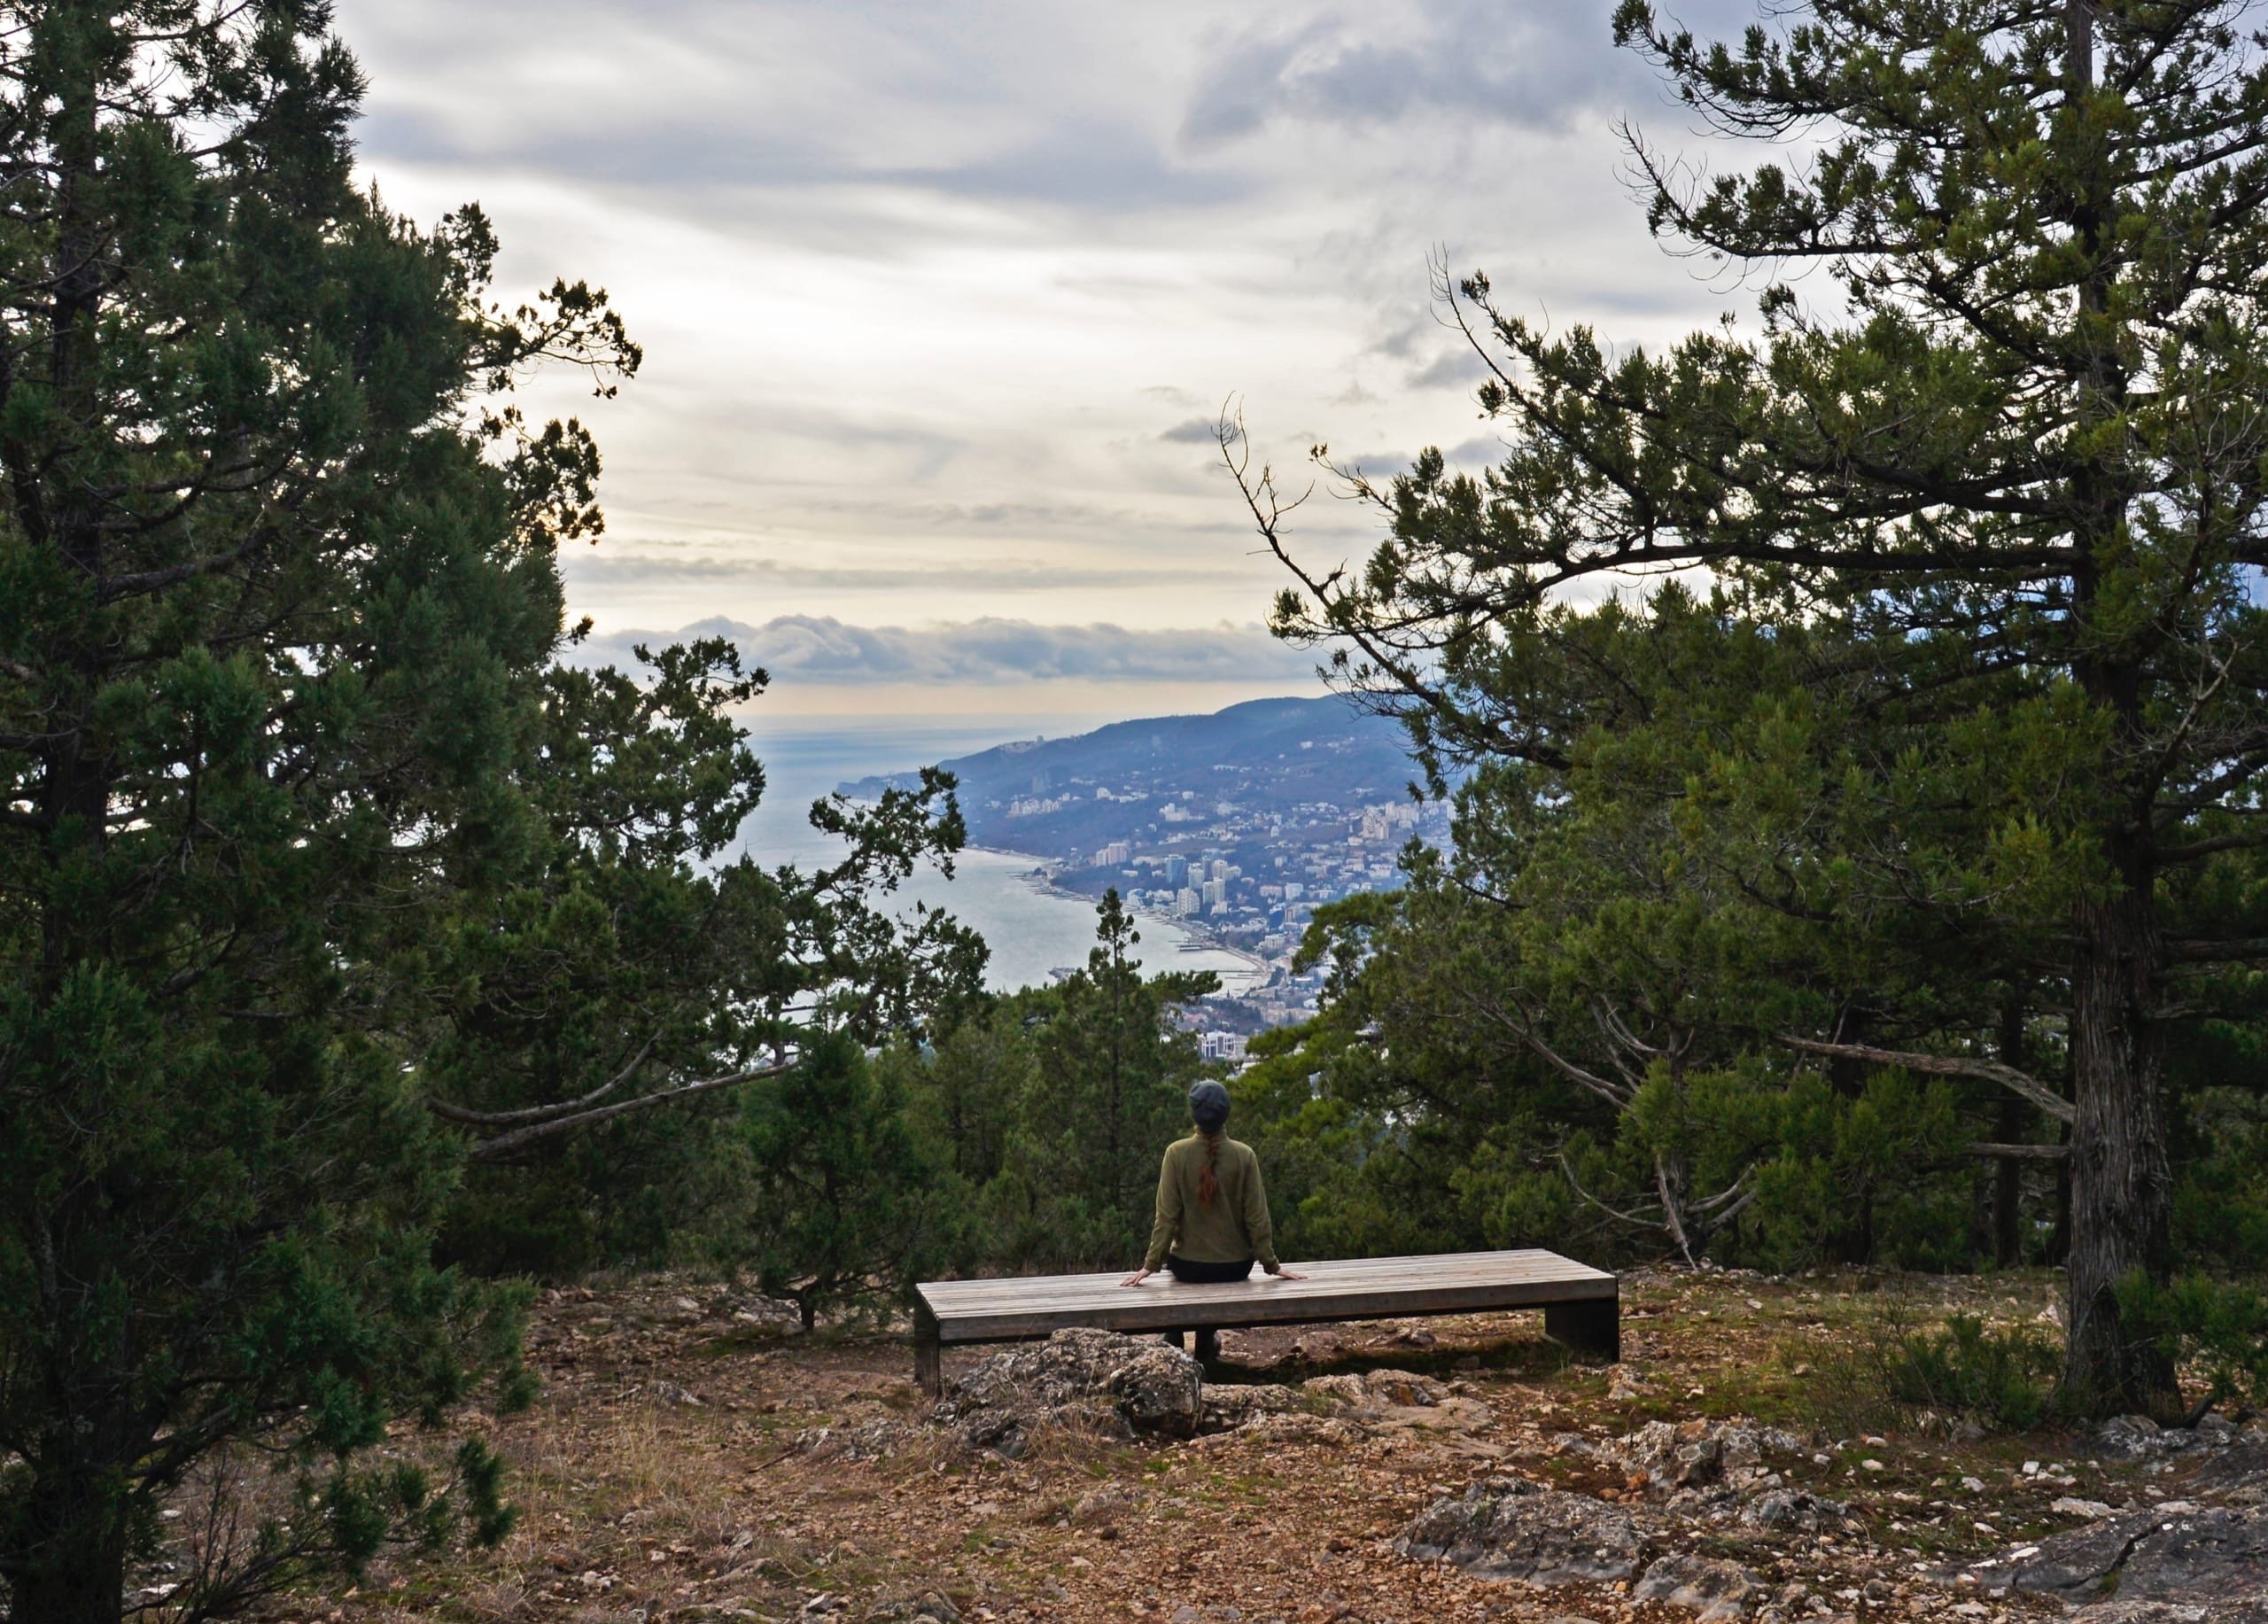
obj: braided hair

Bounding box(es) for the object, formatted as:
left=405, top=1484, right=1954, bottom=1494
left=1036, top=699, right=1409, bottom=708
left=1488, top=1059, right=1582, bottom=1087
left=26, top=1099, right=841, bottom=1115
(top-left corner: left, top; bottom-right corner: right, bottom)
left=1187, top=1080, right=1231, bottom=1208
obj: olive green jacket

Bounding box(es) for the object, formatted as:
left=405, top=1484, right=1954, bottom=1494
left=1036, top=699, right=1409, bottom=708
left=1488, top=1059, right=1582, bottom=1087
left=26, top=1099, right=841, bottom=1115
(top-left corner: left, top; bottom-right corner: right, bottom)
left=1142, top=1133, right=1279, bottom=1272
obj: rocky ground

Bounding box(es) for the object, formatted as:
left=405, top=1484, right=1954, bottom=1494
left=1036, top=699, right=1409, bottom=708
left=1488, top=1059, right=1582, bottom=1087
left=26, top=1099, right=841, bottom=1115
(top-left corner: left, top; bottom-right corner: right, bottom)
left=222, top=1268, right=2265, bottom=1624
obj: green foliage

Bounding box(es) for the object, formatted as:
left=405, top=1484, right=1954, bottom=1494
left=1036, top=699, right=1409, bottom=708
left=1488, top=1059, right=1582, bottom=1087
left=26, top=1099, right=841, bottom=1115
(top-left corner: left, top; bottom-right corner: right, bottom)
left=309, top=1434, right=517, bottom=1580
left=2117, top=1273, right=2268, bottom=1415
left=314, top=567, right=984, bottom=1312
left=886, top=892, right=1223, bottom=1276
left=1876, top=1315, right=2062, bottom=1434
left=735, top=1034, right=961, bottom=1331
left=0, top=5, right=969, bottom=1619
left=0, top=1, right=593, bottom=1605
left=1740, top=1070, right=1972, bottom=1274
left=2170, top=1068, right=2268, bottom=1275
left=1229, top=1013, right=1512, bottom=1263
left=981, top=890, right=1218, bottom=1270
left=897, top=1000, right=1037, bottom=1193
left=426, top=644, right=980, bottom=1278
left=1242, top=0, right=2268, bottom=1412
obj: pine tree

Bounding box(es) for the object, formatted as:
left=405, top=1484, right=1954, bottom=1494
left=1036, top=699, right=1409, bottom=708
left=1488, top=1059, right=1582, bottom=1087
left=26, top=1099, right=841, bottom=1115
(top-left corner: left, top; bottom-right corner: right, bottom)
left=0, top=4, right=641, bottom=1618
left=740, top=1034, right=958, bottom=1331
left=998, top=891, right=1217, bottom=1266
left=1244, top=0, right=2268, bottom=1413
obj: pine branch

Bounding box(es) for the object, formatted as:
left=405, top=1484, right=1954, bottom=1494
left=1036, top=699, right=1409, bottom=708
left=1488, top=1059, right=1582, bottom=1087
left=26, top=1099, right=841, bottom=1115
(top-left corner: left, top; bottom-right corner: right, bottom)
left=1964, top=1142, right=2070, bottom=1162
left=424, top=1031, right=664, bottom=1129
left=2164, top=936, right=2268, bottom=963
left=462, top=1063, right=788, bottom=1164
left=1779, top=1034, right=2075, bottom=1123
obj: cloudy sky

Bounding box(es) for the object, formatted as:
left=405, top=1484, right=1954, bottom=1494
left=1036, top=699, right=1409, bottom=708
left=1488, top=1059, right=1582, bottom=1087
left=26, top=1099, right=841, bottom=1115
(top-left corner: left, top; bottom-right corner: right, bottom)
left=338, top=0, right=1760, bottom=721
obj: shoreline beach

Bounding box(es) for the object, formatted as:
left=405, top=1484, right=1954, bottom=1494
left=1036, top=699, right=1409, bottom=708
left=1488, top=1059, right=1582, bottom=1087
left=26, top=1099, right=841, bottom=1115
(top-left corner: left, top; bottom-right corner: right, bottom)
left=973, top=844, right=1271, bottom=994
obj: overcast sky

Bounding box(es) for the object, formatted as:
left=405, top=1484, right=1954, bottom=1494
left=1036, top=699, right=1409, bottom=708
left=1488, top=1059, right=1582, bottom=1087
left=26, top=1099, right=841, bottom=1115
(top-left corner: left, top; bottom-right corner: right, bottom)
left=338, top=0, right=1760, bottom=719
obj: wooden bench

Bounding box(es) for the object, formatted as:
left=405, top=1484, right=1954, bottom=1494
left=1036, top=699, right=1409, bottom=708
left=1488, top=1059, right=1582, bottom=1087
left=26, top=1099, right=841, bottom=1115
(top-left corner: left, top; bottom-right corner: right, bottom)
left=912, top=1247, right=1617, bottom=1395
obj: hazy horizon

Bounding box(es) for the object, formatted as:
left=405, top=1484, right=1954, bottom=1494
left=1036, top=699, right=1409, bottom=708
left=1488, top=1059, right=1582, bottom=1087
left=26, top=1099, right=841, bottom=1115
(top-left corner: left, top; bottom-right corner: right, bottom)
left=338, top=0, right=1759, bottom=722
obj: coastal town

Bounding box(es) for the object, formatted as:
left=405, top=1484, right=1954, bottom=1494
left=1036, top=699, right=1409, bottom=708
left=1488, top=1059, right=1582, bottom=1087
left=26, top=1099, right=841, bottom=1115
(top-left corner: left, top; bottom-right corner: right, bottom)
left=840, top=697, right=1455, bottom=1053
left=1044, top=790, right=1452, bottom=1045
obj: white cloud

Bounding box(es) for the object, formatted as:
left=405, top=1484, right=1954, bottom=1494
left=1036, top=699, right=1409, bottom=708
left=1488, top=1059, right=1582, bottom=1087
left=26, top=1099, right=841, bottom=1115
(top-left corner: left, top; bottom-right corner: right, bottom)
left=573, top=614, right=1320, bottom=688
left=336, top=0, right=1769, bottom=661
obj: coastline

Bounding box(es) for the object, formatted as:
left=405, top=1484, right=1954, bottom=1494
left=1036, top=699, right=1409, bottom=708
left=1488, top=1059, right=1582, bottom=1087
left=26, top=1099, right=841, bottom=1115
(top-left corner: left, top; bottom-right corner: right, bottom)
left=971, top=843, right=1270, bottom=991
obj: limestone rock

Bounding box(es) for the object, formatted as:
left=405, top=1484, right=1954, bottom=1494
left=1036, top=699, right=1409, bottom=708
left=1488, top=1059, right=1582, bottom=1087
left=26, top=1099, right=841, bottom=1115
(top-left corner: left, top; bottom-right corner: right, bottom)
left=1200, top=1382, right=1306, bottom=1432
left=1359, top=1367, right=1448, bottom=1408
left=2097, top=1414, right=2198, bottom=1460
left=2190, top=1437, right=2268, bottom=1497
left=1231, top=1410, right=1362, bottom=1446
left=1974, top=1502, right=2268, bottom=1620
left=1379, top=1395, right=1493, bottom=1434
left=1201, top=1368, right=1483, bottom=1437
left=796, top=1415, right=915, bottom=1463
left=1607, top=1363, right=1653, bottom=1402
left=1395, top=1476, right=1652, bottom=1585
left=1299, top=1372, right=1370, bottom=1407
left=1604, top=1419, right=1805, bottom=1494
left=1068, top=1483, right=1142, bottom=1527
left=723, top=1293, right=804, bottom=1337
left=1742, top=1489, right=1848, bottom=1533
left=2078, top=1605, right=2268, bottom=1624
left=934, top=1328, right=1201, bottom=1457
left=1632, top=1551, right=1760, bottom=1620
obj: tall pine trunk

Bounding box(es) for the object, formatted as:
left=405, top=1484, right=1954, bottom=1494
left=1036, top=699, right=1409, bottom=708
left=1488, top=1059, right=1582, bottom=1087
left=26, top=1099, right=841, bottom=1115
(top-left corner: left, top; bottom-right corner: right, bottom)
left=2054, top=1, right=2176, bottom=1418
left=1992, top=994, right=2030, bottom=1269
left=19, top=34, right=131, bottom=1623
left=2063, top=843, right=2176, bottom=1413
left=13, top=1452, right=129, bottom=1624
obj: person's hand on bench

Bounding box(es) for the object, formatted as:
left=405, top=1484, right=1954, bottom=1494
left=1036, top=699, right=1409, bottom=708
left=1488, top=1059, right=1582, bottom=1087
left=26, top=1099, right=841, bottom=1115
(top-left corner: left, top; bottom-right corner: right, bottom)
left=1117, top=1263, right=1309, bottom=1286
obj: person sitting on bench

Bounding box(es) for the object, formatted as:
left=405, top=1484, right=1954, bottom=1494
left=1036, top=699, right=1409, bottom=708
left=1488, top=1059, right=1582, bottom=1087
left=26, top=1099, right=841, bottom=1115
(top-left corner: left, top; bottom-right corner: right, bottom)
left=1119, top=1079, right=1304, bottom=1362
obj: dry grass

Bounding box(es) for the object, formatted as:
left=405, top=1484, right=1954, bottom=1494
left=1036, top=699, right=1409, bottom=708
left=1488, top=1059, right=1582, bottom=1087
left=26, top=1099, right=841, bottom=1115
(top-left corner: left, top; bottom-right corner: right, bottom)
left=206, top=1266, right=2234, bottom=1624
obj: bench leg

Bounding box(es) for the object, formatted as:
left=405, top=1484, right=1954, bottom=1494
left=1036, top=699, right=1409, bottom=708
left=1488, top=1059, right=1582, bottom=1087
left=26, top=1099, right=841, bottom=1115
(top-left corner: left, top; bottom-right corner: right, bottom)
left=914, top=1302, right=943, bottom=1396
left=1544, top=1295, right=1620, bottom=1364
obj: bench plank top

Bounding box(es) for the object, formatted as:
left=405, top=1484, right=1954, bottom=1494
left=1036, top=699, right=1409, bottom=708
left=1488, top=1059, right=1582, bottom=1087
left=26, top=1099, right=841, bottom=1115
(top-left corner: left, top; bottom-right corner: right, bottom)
left=915, top=1247, right=1613, bottom=1345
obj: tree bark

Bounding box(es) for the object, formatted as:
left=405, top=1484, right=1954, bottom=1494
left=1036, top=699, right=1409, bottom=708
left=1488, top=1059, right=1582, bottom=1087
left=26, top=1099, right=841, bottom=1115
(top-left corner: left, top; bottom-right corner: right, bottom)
left=19, top=32, right=131, bottom=1624
left=12, top=1456, right=129, bottom=1624
left=41, top=4, right=113, bottom=988
left=2049, top=1122, right=2073, bottom=1267
left=2063, top=849, right=2177, bottom=1413
left=1993, top=994, right=2029, bottom=1269
left=1827, top=1006, right=1872, bottom=1264
left=2054, top=0, right=2175, bottom=1419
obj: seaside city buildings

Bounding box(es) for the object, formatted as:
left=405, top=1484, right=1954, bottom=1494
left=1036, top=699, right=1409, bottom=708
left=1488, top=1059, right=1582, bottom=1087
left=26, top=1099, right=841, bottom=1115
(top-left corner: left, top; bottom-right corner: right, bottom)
left=1047, top=791, right=1448, bottom=1052
left=876, top=702, right=1447, bottom=1062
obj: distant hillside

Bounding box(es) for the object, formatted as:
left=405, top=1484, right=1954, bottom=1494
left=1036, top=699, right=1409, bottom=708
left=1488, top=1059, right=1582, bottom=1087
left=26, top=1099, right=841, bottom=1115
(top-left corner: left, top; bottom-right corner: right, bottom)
left=837, top=695, right=1421, bottom=861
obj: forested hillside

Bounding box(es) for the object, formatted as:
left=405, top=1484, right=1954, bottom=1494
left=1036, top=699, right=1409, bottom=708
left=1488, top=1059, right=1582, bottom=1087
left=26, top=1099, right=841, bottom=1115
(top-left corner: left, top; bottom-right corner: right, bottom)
left=837, top=695, right=1423, bottom=860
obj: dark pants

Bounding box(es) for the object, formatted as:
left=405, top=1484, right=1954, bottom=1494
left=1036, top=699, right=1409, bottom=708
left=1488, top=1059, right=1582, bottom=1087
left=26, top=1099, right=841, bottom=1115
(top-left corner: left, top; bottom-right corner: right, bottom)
left=1162, top=1255, right=1254, bottom=1363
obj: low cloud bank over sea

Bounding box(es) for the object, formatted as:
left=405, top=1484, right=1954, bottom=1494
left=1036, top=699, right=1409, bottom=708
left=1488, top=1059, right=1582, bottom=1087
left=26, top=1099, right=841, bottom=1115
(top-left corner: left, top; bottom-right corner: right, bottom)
left=568, top=614, right=1317, bottom=688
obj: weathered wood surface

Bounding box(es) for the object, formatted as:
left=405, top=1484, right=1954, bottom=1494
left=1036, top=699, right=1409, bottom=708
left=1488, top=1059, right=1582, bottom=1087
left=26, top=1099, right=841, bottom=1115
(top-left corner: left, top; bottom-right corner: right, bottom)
left=915, top=1247, right=1616, bottom=1348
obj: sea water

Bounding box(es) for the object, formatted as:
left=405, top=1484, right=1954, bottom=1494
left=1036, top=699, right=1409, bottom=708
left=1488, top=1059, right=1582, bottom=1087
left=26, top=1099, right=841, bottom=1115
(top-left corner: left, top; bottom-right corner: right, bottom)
left=733, top=713, right=1263, bottom=996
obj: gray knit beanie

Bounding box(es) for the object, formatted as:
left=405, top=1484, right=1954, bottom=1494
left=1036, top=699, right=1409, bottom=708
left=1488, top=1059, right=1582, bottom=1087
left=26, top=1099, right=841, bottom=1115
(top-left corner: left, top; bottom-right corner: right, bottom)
left=1187, top=1079, right=1231, bottom=1131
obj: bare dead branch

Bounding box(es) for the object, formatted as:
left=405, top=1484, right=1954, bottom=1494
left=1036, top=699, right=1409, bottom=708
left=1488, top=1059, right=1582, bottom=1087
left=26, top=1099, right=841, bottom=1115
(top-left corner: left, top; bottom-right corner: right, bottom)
left=463, top=1062, right=790, bottom=1163
left=1779, top=1034, right=2075, bottom=1123
left=423, top=1031, right=664, bottom=1129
